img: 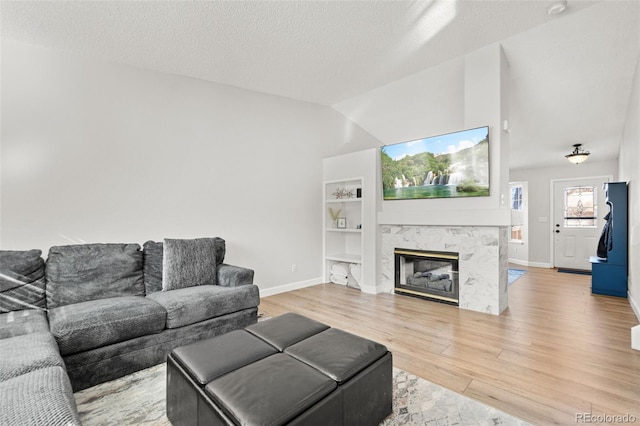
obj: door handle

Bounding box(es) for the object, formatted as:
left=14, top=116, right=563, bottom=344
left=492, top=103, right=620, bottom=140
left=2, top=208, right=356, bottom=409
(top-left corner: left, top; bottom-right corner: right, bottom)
left=555, top=230, right=560, bottom=233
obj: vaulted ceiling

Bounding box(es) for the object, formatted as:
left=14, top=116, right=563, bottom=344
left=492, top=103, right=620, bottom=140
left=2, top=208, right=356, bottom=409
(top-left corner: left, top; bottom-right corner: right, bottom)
left=2, top=0, right=638, bottom=170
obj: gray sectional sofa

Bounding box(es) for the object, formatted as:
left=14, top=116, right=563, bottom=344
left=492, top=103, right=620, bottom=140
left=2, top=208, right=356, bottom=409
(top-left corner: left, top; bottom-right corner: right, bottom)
left=0, top=237, right=260, bottom=425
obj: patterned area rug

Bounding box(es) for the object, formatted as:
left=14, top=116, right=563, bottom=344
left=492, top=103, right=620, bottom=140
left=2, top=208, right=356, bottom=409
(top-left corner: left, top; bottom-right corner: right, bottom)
left=75, top=363, right=530, bottom=425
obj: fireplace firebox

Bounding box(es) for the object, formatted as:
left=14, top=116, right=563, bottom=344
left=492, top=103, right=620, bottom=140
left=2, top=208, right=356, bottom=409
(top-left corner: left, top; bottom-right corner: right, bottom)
left=394, top=248, right=459, bottom=305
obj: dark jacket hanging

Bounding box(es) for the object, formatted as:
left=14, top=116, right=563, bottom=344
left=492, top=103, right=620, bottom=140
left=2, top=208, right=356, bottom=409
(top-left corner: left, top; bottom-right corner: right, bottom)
left=596, top=211, right=613, bottom=258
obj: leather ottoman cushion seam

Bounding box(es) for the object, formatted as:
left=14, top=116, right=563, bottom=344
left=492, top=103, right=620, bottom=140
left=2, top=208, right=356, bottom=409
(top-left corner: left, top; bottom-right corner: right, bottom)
left=171, top=330, right=277, bottom=385
left=284, top=328, right=389, bottom=384
left=245, top=312, right=329, bottom=351
left=205, top=353, right=337, bottom=426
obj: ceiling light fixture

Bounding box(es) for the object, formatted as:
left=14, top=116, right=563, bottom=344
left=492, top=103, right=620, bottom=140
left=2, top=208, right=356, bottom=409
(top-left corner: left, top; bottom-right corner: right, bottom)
left=565, top=143, right=590, bottom=164
left=546, top=0, right=567, bottom=15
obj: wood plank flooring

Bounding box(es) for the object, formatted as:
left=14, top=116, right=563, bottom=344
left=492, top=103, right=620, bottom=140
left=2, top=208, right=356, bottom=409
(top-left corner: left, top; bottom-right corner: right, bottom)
left=259, top=265, right=640, bottom=426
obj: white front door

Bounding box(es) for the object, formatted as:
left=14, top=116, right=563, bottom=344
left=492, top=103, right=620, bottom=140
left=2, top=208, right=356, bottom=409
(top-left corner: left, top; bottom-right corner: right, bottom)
left=552, top=177, right=609, bottom=270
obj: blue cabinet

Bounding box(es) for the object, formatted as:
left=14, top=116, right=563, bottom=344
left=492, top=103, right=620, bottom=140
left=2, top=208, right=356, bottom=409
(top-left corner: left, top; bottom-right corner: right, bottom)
left=590, top=182, right=628, bottom=297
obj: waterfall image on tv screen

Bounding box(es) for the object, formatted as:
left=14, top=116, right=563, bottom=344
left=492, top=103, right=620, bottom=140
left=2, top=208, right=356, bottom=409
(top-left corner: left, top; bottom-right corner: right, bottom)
left=381, top=126, right=490, bottom=200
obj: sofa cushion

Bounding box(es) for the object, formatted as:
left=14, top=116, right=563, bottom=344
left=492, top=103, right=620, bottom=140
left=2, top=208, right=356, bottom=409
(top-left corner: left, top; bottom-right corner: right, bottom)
left=147, top=284, right=259, bottom=329
left=0, top=249, right=46, bottom=313
left=0, top=309, right=49, bottom=340
left=46, top=243, right=145, bottom=308
left=0, top=332, right=65, bottom=381
left=0, top=366, right=82, bottom=426
left=162, top=238, right=225, bottom=291
left=48, top=296, right=166, bottom=356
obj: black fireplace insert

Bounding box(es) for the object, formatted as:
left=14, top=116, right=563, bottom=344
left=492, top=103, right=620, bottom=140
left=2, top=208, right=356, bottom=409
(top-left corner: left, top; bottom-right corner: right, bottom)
left=394, top=248, right=459, bottom=305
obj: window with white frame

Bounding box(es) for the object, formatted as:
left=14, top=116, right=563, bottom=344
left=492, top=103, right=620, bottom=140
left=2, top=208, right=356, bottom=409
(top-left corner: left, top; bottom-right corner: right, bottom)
left=511, top=185, right=523, bottom=211
left=510, top=183, right=525, bottom=242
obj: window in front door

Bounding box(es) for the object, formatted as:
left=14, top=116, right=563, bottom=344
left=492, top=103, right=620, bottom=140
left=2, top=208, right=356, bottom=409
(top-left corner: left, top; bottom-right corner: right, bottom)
left=564, top=186, right=597, bottom=228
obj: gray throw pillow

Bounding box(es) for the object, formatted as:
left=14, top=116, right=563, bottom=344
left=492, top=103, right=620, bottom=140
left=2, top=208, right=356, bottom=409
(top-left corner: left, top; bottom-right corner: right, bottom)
left=144, top=238, right=226, bottom=294
left=0, top=250, right=46, bottom=313
left=162, top=238, right=220, bottom=291
left=143, top=241, right=164, bottom=294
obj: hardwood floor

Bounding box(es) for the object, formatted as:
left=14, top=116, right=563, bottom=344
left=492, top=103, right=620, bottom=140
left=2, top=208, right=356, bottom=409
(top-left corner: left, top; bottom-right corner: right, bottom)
left=259, top=266, right=640, bottom=425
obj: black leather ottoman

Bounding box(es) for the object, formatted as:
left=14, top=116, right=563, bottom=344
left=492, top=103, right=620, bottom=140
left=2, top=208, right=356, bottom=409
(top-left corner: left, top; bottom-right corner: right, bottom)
left=167, top=313, right=392, bottom=426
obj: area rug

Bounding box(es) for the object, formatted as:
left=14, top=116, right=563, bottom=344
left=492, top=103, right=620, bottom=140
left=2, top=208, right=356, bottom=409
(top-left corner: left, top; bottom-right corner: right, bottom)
left=508, top=268, right=526, bottom=285
left=75, top=363, right=530, bottom=425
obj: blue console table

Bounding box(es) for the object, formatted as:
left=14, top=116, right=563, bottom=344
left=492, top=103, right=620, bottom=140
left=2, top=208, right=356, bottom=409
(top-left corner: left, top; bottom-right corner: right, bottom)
left=590, top=182, right=628, bottom=297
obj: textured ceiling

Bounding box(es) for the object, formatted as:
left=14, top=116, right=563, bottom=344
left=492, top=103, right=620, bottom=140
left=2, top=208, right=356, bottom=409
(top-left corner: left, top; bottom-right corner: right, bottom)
left=0, top=0, right=599, bottom=105
left=1, top=0, right=639, bottom=170
left=503, top=1, right=639, bottom=169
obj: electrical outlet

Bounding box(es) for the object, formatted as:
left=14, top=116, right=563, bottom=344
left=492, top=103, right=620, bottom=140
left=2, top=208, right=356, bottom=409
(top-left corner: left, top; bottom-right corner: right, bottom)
left=291, top=264, right=297, bottom=272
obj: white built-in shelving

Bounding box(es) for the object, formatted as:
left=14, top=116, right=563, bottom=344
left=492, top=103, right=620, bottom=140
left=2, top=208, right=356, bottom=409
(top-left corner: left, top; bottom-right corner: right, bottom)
left=322, top=149, right=378, bottom=293
left=324, top=178, right=363, bottom=273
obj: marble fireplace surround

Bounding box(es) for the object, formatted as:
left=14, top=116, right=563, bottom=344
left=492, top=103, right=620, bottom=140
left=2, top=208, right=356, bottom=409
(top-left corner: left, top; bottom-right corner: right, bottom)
left=380, top=225, right=509, bottom=315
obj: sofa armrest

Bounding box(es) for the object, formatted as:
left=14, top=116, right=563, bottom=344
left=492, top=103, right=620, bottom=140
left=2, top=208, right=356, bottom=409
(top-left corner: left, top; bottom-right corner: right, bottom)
left=217, top=263, right=254, bottom=287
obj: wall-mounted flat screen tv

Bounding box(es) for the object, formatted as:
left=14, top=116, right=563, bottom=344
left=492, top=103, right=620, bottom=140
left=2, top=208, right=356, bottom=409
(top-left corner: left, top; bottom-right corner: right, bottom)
left=381, top=126, right=489, bottom=200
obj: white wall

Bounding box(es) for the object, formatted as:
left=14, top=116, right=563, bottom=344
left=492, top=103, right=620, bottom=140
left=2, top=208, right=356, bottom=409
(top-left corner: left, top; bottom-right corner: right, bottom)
left=333, top=44, right=511, bottom=227
left=0, top=40, right=381, bottom=292
left=332, top=57, right=465, bottom=149
left=509, top=160, right=617, bottom=267
left=618, top=54, right=640, bottom=321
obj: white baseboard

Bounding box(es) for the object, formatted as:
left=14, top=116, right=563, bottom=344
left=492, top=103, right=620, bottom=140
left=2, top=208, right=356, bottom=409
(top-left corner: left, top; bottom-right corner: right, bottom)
left=528, top=261, right=553, bottom=268
left=259, top=277, right=323, bottom=297
left=507, top=258, right=553, bottom=269
left=629, top=290, right=640, bottom=323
